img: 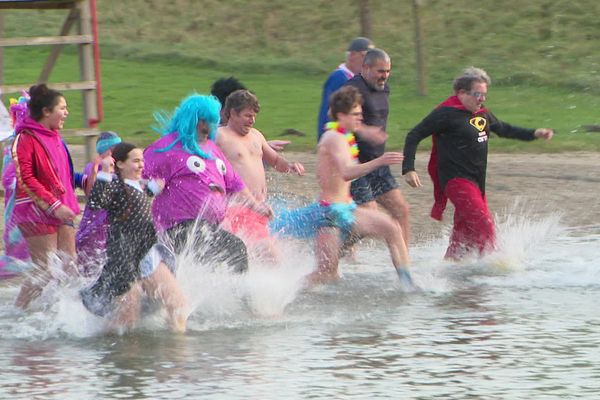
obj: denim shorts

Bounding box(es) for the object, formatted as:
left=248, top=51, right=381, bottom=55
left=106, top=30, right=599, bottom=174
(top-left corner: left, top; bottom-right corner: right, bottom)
left=350, top=165, right=399, bottom=204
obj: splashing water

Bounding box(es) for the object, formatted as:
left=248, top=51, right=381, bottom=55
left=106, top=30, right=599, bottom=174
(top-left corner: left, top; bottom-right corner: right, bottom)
left=0, top=199, right=598, bottom=399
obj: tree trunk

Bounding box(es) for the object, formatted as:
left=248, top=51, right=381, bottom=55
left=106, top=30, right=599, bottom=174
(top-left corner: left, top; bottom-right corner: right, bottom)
left=413, top=0, right=427, bottom=96
left=358, top=0, right=373, bottom=38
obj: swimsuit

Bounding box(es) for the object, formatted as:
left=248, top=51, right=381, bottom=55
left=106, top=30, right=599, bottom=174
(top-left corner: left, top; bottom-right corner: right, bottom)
left=270, top=200, right=357, bottom=239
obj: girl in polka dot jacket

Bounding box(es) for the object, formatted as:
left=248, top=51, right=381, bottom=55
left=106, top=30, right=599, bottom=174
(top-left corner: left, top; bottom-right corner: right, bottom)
left=80, top=142, right=187, bottom=332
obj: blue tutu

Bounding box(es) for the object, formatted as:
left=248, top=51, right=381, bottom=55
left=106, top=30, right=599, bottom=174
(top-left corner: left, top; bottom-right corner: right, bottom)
left=270, top=201, right=357, bottom=239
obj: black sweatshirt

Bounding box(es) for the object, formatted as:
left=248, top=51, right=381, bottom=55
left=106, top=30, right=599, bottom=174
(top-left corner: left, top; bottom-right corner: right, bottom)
left=402, top=96, right=536, bottom=195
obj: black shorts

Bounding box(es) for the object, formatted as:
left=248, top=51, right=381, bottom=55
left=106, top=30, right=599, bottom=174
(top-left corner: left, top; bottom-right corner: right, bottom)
left=165, top=219, right=248, bottom=274
left=350, top=165, right=399, bottom=205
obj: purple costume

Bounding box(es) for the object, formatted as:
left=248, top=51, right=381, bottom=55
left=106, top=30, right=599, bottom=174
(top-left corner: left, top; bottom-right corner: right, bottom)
left=144, top=132, right=245, bottom=232
left=75, top=161, right=108, bottom=267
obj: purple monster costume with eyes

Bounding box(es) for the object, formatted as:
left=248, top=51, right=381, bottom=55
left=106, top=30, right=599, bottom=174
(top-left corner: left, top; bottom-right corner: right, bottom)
left=144, top=134, right=244, bottom=232
left=143, top=94, right=248, bottom=273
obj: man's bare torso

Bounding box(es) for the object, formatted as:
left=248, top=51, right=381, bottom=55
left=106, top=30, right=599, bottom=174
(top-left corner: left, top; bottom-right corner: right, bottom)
left=217, top=126, right=268, bottom=202
left=316, top=130, right=353, bottom=204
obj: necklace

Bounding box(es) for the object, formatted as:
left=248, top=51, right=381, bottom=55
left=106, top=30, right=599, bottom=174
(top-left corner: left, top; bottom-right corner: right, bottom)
left=325, top=121, right=359, bottom=160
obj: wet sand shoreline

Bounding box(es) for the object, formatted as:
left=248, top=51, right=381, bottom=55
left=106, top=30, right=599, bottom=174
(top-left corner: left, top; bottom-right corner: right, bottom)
left=266, top=150, right=600, bottom=242
left=3, top=146, right=600, bottom=247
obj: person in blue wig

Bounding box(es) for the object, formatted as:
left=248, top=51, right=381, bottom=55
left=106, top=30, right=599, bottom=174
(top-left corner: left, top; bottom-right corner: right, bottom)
left=270, top=86, right=414, bottom=288
left=144, top=93, right=271, bottom=273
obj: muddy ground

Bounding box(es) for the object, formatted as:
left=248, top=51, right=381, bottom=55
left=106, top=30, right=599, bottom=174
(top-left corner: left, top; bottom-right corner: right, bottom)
left=3, top=145, right=600, bottom=247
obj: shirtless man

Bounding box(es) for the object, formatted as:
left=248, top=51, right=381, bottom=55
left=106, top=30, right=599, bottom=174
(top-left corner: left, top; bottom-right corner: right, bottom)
left=216, top=89, right=304, bottom=256
left=272, top=86, right=413, bottom=286
left=210, top=76, right=290, bottom=151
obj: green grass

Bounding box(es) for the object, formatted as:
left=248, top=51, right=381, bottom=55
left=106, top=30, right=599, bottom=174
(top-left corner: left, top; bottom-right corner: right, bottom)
left=1, top=0, right=600, bottom=152
left=2, top=47, right=600, bottom=152
left=4, top=0, right=599, bottom=90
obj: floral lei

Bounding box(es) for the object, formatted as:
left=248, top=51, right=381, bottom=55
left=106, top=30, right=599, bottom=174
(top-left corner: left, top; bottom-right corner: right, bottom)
left=325, top=121, right=359, bottom=161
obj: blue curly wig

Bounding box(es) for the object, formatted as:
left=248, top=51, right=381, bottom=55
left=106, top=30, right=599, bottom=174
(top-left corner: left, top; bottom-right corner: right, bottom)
left=153, top=93, right=221, bottom=159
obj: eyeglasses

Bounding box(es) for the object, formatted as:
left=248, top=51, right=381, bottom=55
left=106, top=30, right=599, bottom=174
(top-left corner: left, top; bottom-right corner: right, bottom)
left=468, top=91, right=487, bottom=100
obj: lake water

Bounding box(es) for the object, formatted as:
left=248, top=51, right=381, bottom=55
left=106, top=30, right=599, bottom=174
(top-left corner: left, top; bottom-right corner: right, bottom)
left=0, top=208, right=598, bottom=399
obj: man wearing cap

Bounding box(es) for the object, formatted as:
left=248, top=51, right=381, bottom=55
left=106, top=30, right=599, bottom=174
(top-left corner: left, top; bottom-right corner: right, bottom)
left=317, top=37, right=374, bottom=142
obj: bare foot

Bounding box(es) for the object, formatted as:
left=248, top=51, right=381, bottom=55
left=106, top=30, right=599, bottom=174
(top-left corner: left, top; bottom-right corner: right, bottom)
left=305, top=270, right=340, bottom=287
left=169, top=313, right=187, bottom=333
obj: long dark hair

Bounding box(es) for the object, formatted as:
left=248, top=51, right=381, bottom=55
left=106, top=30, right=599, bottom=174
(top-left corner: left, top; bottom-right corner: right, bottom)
left=111, top=142, right=137, bottom=178
left=28, top=84, right=64, bottom=121
left=110, top=142, right=138, bottom=221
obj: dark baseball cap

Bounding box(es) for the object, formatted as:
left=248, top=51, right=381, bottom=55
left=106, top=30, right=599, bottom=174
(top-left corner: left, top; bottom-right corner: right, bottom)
left=347, top=37, right=374, bottom=52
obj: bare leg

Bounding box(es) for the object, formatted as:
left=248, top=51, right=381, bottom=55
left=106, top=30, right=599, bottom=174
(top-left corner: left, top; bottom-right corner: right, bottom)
left=15, top=233, right=57, bottom=309
left=352, top=207, right=414, bottom=288
left=375, top=188, right=411, bottom=249
left=248, top=237, right=280, bottom=265
left=352, top=207, right=409, bottom=267
left=142, top=262, right=188, bottom=333
left=308, top=227, right=342, bottom=285
left=56, top=224, right=78, bottom=277
left=342, top=200, right=379, bottom=262
left=56, top=224, right=76, bottom=258
left=109, top=282, right=143, bottom=332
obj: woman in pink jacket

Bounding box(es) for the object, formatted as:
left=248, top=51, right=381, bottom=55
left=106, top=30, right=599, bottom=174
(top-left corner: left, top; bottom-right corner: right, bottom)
left=12, top=84, right=79, bottom=308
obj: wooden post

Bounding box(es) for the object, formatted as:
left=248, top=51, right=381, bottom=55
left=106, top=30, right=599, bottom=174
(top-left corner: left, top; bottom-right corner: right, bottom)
left=77, top=0, right=97, bottom=162
left=413, top=0, right=427, bottom=96
left=38, top=5, right=79, bottom=83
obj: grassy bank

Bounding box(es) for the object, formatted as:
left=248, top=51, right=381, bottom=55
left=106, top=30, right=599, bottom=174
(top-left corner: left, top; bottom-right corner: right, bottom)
left=3, top=0, right=599, bottom=90
left=1, top=0, right=599, bottom=151
left=2, top=48, right=600, bottom=152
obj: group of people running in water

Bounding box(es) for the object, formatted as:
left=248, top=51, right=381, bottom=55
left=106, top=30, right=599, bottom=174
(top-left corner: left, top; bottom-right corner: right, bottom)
left=1, top=44, right=554, bottom=333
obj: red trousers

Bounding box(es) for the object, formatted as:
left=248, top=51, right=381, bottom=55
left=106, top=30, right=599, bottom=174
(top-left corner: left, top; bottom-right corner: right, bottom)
left=444, top=178, right=495, bottom=260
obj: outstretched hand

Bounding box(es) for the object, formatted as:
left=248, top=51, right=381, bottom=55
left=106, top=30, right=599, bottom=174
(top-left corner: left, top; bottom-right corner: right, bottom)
left=378, top=152, right=404, bottom=166
left=100, top=156, right=115, bottom=174
left=256, top=202, right=274, bottom=219
left=288, top=162, right=305, bottom=176
left=268, top=140, right=291, bottom=152
left=404, top=171, right=422, bottom=188
left=534, top=128, right=554, bottom=140
left=152, top=178, right=165, bottom=191
left=54, top=204, right=76, bottom=223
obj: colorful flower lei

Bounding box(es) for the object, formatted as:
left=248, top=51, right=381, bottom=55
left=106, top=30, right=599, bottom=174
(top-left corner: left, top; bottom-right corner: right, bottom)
left=325, top=121, right=359, bottom=161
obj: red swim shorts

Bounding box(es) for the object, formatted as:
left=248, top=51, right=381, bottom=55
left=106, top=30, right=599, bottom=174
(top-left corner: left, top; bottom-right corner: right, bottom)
left=223, top=205, right=270, bottom=243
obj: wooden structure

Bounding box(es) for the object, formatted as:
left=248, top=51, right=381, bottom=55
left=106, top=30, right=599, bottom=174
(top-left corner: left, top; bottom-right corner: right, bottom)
left=0, top=0, right=102, bottom=161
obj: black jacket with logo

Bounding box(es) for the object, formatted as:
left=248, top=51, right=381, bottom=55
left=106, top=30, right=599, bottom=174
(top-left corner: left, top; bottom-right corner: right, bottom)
left=402, top=96, right=536, bottom=195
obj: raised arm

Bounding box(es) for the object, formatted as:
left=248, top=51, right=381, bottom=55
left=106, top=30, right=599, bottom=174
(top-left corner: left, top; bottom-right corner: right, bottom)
left=261, top=134, right=304, bottom=175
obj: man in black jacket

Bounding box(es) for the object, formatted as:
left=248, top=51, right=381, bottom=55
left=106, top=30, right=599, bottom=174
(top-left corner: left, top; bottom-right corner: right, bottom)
left=402, top=67, right=553, bottom=260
